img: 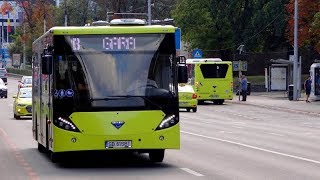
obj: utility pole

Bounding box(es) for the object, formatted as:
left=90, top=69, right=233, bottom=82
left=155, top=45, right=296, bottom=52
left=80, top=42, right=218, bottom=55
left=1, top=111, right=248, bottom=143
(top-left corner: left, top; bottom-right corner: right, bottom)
left=293, top=0, right=299, bottom=100
left=64, top=0, right=67, bottom=26
left=22, top=23, right=26, bottom=69
left=148, top=0, right=151, bottom=25
left=237, top=45, right=244, bottom=101
left=43, top=1, right=46, bottom=33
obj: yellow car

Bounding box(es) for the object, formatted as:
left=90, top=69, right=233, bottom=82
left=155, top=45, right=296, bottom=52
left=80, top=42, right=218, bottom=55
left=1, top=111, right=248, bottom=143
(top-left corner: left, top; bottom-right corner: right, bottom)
left=13, top=87, right=32, bottom=119
left=178, top=84, right=198, bottom=112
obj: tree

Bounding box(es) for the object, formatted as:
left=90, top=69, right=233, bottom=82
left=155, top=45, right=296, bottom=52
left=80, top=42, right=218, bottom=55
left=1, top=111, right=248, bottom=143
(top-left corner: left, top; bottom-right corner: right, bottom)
left=172, top=0, right=289, bottom=59
left=11, top=0, right=56, bottom=64
left=286, top=0, right=320, bottom=52
left=311, top=12, right=320, bottom=52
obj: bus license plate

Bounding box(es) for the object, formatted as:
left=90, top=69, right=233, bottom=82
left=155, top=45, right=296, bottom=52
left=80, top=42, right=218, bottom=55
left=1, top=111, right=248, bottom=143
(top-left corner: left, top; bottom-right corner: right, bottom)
left=105, top=141, right=132, bottom=148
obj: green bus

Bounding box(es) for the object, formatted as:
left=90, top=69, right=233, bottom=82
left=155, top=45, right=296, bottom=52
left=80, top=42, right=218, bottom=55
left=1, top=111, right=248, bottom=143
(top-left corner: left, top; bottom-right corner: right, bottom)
left=32, top=19, right=187, bottom=163
left=186, top=58, right=233, bottom=104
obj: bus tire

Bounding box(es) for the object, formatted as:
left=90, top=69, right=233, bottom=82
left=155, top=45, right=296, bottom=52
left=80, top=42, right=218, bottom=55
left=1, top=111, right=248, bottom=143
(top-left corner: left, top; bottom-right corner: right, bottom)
left=149, top=149, right=165, bottom=162
left=186, top=108, right=190, bottom=112
left=192, top=108, right=197, bottom=112
left=218, top=100, right=224, bottom=105
left=38, top=143, right=46, bottom=153
left=198, top=100, right=205, bottom=105
left=50, top=152, right=60, bottom=163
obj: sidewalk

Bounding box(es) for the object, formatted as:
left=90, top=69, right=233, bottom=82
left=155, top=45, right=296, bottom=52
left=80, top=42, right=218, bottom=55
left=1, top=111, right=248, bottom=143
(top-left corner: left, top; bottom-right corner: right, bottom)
left=230, top=91, right=320, bottom=114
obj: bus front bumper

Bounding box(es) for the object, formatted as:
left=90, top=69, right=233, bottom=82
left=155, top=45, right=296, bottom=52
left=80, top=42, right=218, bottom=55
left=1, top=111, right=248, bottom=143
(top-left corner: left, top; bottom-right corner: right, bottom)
left=52, top=124, right=180, bottom=152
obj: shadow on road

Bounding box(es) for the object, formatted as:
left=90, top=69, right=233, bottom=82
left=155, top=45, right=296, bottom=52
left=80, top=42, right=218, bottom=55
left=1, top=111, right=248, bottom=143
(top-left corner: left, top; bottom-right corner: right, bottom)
left=32, top=149, right=174, bottom=169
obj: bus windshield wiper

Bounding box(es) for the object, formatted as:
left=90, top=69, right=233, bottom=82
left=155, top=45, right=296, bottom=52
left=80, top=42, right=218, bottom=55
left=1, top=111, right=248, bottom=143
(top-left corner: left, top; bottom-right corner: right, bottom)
left=90, top=96, right=129, bottom=102
left=100, top=95, right=162, bottom=109
left=90, top=96, right=162, bottom=110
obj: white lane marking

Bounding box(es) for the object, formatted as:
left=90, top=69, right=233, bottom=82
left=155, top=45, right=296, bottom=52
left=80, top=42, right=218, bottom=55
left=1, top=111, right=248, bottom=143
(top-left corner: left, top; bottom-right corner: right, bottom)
left=0, top=128, right=8, bottom=137
left=232, top=122, right=247, bottom=125
left=219, top=131, right=233, bottom=134
left=232, top=126, right=243, bottom=129
left=180, top=168, right=204, bottom=177
left=268, top=133, right=284, bottom=137
left=8, top=104, right=13, bottom=107
left=181, top=131, right=320, bottom=165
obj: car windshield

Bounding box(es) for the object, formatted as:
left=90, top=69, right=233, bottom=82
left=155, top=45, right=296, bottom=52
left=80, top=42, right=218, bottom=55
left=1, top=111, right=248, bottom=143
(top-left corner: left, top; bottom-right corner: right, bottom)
left=23, top=78, right=32, bottom=84
left=178, top=84, right=194, bottom=93
left=19, top=90, right=32, bottom=98
left=0, top=78, right=5, bottom=85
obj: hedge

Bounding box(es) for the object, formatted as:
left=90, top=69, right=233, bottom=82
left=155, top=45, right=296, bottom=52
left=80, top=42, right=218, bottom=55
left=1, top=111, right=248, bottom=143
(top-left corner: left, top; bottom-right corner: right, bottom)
left=6, top=67, right=32, bottom=76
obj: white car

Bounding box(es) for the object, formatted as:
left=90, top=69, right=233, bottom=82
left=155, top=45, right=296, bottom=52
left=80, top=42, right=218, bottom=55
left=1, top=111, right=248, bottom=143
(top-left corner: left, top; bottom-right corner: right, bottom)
left=0, top=78, right=8, bottom=98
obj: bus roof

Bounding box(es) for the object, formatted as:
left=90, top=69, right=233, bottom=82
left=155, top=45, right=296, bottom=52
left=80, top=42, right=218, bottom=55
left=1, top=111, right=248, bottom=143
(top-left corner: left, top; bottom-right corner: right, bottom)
left=186, top=58, right=223, bottom=63
left=48, top=25, right=176, bottom=35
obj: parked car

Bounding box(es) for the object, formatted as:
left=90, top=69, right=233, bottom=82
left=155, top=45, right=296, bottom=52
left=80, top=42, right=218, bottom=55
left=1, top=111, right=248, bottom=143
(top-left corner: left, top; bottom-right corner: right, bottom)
left=18, top=76, right=32, bottom=90
left=13, top=87, right=32, bottom=119
left=178, top=83, right=197, bottom=112
left=0, top=78, right=7, bottom=98
left=0, top=68, right=7, bottom=85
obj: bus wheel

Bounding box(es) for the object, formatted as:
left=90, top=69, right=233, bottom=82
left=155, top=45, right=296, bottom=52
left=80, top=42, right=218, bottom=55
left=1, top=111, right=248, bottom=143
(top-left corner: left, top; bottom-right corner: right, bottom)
left=50, top=152, right=60, bottom=163
left=198, top=100, right=205, bottom=105
left=192, top=108, right=197, bottom=112
left=38, top=143, right=46, bottom=153
left=213, top=100, right=219, bottom=105
left=186, top=108, right=191, bottom=112
left=218, top=100, right=224, bottom=105
left=149, top=150, right=165, bottom=162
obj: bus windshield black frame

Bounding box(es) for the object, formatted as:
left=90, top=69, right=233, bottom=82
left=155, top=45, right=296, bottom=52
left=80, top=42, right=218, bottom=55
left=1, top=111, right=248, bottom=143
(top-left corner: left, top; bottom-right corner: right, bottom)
left=52, top=33, right=178, bottom=113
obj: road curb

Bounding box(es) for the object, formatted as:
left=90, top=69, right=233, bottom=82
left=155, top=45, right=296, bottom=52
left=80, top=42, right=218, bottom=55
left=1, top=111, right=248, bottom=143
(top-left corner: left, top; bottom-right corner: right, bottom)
left=230, top=101, right=320, bottom=117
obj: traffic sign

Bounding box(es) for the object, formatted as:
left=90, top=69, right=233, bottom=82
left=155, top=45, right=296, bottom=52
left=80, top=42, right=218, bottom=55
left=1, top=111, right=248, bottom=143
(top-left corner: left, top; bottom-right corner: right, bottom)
left=233, top=61, right=247, bottom=71
left=241, top=61, right=247, bottom=71
left=192, top=49, right=203, bottom=59
left=233, top=61, right=239, bottom=71
left=175, top=28, right=181, bottom=50
left=12, top=54, right=21, bottom=67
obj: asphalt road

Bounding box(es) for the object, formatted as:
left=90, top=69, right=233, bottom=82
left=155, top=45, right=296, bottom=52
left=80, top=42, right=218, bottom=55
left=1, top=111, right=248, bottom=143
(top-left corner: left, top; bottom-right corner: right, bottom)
left=0, top=77, right=319, bottom=180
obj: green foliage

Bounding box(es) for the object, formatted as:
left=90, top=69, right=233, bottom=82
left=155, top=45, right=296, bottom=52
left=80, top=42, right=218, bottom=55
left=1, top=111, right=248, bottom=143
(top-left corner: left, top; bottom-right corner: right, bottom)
left=54, top=0, right=177, bottom=26
left=172, top=0, right=289, bottom=56
left=8, top=27, right=23, bottom=56
left=6, top=67, right=32, bottom=76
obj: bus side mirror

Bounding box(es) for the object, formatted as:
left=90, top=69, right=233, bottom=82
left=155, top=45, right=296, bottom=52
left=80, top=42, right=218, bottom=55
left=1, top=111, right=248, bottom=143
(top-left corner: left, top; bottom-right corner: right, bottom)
left=178, top=65, right=188, bottom=83
left=42, top=55, right=53, bottom=75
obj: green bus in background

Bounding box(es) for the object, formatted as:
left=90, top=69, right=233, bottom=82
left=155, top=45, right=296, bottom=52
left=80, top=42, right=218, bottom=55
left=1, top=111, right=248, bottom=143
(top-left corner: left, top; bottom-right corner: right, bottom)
left=186, top=58, right=233, bottom=105
left=32, top=19, right=187, bottom=163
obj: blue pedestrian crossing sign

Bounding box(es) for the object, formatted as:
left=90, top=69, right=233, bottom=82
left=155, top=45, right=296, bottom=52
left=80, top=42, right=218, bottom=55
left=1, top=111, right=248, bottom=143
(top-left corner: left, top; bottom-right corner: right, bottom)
left=192, top=49, right=203, bottom=59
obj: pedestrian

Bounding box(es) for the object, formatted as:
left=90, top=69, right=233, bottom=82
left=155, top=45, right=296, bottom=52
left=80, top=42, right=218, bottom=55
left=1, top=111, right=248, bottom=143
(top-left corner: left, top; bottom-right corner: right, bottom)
left=304, top=75, right=312, bottom=103
left=240, top=75, right=248, bottom=101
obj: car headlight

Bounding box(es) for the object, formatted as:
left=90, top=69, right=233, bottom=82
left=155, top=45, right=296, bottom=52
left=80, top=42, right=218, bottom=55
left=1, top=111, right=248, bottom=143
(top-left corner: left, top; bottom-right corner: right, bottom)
left=155, top=114, right=179, bottom=130
left=17, top=104, right=25, bottom=107
left=53, top=117, right=80, bottom=132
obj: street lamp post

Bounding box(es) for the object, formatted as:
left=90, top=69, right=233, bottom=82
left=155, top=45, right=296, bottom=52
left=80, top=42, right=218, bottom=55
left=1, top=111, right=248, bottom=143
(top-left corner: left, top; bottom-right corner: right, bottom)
left=64, top=0, right=67, bottom=26
left=148, top=0, right=151, bottom=25
left=293, top=0, right=299, bottom=100
left=42, top=0, right=46, bottom=33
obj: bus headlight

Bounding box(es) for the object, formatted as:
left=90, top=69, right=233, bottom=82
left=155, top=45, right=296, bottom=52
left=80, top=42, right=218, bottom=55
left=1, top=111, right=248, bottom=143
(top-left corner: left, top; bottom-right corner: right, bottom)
left=155, top=115, right=179, bottom=130
left=54, top=117, right=80, bottom=132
